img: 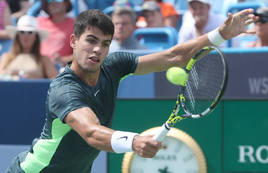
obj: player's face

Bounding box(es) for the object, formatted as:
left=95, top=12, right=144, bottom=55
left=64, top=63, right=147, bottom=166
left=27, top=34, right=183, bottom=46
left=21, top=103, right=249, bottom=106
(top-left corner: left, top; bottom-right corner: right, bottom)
left=70, top=27, right=112, bottom=73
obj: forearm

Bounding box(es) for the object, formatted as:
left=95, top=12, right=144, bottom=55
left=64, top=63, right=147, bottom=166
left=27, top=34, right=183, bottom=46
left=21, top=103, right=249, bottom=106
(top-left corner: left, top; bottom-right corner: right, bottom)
left=83, top=124, right=115, bottom=152
left=66, top=106, right=161, bottom=157
left=169, top=33, right=212, bottom=66
left=135, top=33, right=213, bottom=74
left=65, top=107, right=137, bottom=153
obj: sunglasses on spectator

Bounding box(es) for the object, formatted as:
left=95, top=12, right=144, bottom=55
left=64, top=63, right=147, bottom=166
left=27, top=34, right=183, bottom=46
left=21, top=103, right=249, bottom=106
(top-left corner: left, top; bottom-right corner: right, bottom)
left=258, top=17, right=268, bottom=24
left=254, top=13, right=268, bottom=24
left=47, top=0, right=64, bottom=3
left=19, top=31, right=36, bottom=35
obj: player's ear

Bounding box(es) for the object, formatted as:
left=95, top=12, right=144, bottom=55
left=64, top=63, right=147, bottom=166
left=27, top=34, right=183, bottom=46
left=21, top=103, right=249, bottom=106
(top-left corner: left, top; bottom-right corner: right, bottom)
left=70, top=34, right=78, bottom=49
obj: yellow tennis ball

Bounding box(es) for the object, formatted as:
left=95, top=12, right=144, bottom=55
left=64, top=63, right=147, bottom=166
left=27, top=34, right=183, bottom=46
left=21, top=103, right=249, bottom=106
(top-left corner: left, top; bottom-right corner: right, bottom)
left=166, top=67, right=188, bottom=85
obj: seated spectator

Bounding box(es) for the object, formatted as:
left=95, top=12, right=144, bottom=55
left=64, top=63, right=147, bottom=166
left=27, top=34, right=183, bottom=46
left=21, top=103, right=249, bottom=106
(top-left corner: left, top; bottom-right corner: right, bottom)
left=37, top=0, right=74, bottom=66
left=27, top=0, right=88, bottom=18
left=155, top=0, right=179, bottom=28
left=140, top=0, right=164, bottom=28
left=0, top=0, right=12, bottom=39
left=178, top=0, right=225, bottom=46
left=0, top=15, right=58, bottom=80
left=7, top=0, right=30, bottom=21
left=247, top=7, right=268, bottom=48
left=137, top=0, right=179, bottom=29
left=110, top=6, right=147, bottom=52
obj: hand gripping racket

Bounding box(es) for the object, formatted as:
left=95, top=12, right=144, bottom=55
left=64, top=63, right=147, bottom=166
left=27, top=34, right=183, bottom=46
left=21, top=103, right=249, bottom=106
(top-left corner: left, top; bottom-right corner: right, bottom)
left=154, top=46, right=228, bottom=141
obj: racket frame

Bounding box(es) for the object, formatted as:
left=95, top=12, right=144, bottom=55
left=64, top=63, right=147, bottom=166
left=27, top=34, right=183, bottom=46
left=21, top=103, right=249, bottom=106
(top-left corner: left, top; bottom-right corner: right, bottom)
left=154, top=46, right=227, bottom=141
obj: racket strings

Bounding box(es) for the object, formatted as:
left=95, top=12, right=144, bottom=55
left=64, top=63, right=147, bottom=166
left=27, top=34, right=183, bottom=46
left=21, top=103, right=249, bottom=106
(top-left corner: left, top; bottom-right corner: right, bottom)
left=184, top=52, right=226, bottom=114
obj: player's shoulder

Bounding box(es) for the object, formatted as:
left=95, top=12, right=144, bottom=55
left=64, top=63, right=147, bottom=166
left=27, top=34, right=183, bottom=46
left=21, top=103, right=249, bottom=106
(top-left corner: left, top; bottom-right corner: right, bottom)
left=102, top=51, right=137, bottom=69
left=49, top=66, right=81, bottom=89
left=105, top=51, right=137, bottom=61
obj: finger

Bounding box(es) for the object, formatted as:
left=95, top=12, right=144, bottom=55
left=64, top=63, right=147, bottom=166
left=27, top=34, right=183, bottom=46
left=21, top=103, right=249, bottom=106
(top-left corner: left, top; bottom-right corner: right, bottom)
left=243, top=14, right=256, bottom=21
left=245, top=19, right=255, bottom=25
left=146, top=142, right=161, bottom=152
left=136, top=147, right=158, bottom=158
left=235, top=8, right=254, bottom=18
left=244, top=29, right=256, bottom=35
left=224, top=13, right=233, bottom=25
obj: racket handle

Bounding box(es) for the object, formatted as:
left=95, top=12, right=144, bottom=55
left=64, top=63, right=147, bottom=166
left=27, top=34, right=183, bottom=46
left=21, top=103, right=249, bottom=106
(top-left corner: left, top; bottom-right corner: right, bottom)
left=153, top=123, right=171, bottom=142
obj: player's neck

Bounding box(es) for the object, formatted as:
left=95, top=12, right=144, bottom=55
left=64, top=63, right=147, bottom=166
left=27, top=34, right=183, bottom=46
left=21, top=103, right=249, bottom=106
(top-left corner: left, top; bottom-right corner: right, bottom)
left=70, top=63, right=100, bottom=87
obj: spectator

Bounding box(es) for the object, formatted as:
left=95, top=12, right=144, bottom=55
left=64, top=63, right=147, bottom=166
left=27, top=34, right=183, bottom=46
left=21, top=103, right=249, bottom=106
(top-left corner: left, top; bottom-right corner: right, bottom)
left=154, top=0, right=179, bottom=28
left=0, top=0, right=12, bottom=39
left=27, top=0, right=88, bottom=18
left=137, top=0, right=179, bottom=29
left=247, top=7, right=268, bottom=48
left=140, top=0, right=164, bottom=28
left=110, top=6, right=147, bottom=52
left=0, top=15, right=58, bottom=80
left=38, top=0, right=74, bottom=66
left=178, top=0, right=225, bottom=46
left=6, top=0, right=30, bottom=20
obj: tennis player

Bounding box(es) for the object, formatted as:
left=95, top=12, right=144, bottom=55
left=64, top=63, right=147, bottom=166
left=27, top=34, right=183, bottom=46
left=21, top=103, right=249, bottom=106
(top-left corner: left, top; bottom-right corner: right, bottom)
left=6, top=9, right=257, bottom=173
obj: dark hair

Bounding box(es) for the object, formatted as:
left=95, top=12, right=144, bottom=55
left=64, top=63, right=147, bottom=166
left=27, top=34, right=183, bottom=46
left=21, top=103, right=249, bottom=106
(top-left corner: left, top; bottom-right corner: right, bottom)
left=74, top=9, right=114, bottom=39
left=41, top=0, right=72, bottom=16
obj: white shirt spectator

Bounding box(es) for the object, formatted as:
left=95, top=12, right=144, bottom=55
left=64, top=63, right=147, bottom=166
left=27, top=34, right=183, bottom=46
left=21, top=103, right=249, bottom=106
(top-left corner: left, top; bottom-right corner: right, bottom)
left=178, top=10, right=225, bottom=45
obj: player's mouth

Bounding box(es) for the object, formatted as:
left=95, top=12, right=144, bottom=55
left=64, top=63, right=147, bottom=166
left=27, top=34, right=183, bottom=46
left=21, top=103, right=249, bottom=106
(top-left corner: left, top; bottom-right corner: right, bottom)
left=88, top=56, right=100, bottom=63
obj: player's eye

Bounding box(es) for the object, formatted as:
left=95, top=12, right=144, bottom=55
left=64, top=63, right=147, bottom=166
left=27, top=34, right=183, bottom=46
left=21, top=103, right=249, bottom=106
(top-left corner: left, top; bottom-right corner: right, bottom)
left=102, top=41, right=111, bottom=47
left=87, top=38, right=97, bottom=44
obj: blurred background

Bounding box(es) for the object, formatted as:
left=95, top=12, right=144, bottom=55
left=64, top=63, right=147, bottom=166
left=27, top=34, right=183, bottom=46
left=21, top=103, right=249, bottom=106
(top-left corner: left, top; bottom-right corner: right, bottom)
left=1, top=0, right=268, bottom=172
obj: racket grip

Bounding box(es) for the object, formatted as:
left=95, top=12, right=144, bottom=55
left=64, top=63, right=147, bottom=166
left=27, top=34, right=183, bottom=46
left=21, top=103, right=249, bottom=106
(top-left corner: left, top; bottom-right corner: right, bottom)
left=153, top=123, right=170, bottom=142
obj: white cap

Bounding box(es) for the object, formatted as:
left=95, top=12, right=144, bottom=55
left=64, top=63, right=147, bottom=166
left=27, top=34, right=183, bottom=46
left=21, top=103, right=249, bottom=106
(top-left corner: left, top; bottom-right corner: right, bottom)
left=6, top=15, right=49, bottom=41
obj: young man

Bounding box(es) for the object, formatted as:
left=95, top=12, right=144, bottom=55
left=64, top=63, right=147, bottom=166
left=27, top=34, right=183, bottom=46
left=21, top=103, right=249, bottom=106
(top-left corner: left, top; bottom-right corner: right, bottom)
left=6, top=9, right=257, bottom=173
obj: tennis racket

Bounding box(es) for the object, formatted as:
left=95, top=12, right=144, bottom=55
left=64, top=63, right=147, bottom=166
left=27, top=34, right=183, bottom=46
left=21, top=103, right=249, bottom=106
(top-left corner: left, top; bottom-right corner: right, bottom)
left=154, top=46, right=227, bottom=141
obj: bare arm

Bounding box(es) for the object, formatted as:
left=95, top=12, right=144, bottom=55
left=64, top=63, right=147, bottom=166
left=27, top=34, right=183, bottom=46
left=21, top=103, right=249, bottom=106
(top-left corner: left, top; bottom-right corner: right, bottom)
left=54, top=54, right=73, bottom=66
left=65, top=107, right=115, bottom=152
left=0, top=53, right=10, bottom=73
left=135, top=34, right=210, bottom=75
left=134, top=9, right=257, bottom=75
left=0, top=5, right=12, bottom=39
left=64, top=107, right=161, bottom=157
left=11, top=1, right=30, bottom=19
left=41, top=56, right=59, bottom=79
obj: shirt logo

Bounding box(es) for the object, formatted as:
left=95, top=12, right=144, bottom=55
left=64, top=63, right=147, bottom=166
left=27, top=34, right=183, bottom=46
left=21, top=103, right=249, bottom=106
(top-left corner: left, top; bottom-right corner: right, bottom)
left=94, top=89, right=100, bottom=97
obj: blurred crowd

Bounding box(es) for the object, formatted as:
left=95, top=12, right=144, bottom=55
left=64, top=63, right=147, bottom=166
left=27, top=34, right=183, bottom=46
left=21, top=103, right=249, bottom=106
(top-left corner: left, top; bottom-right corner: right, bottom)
left=0, top=0, right=267, bottom=80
